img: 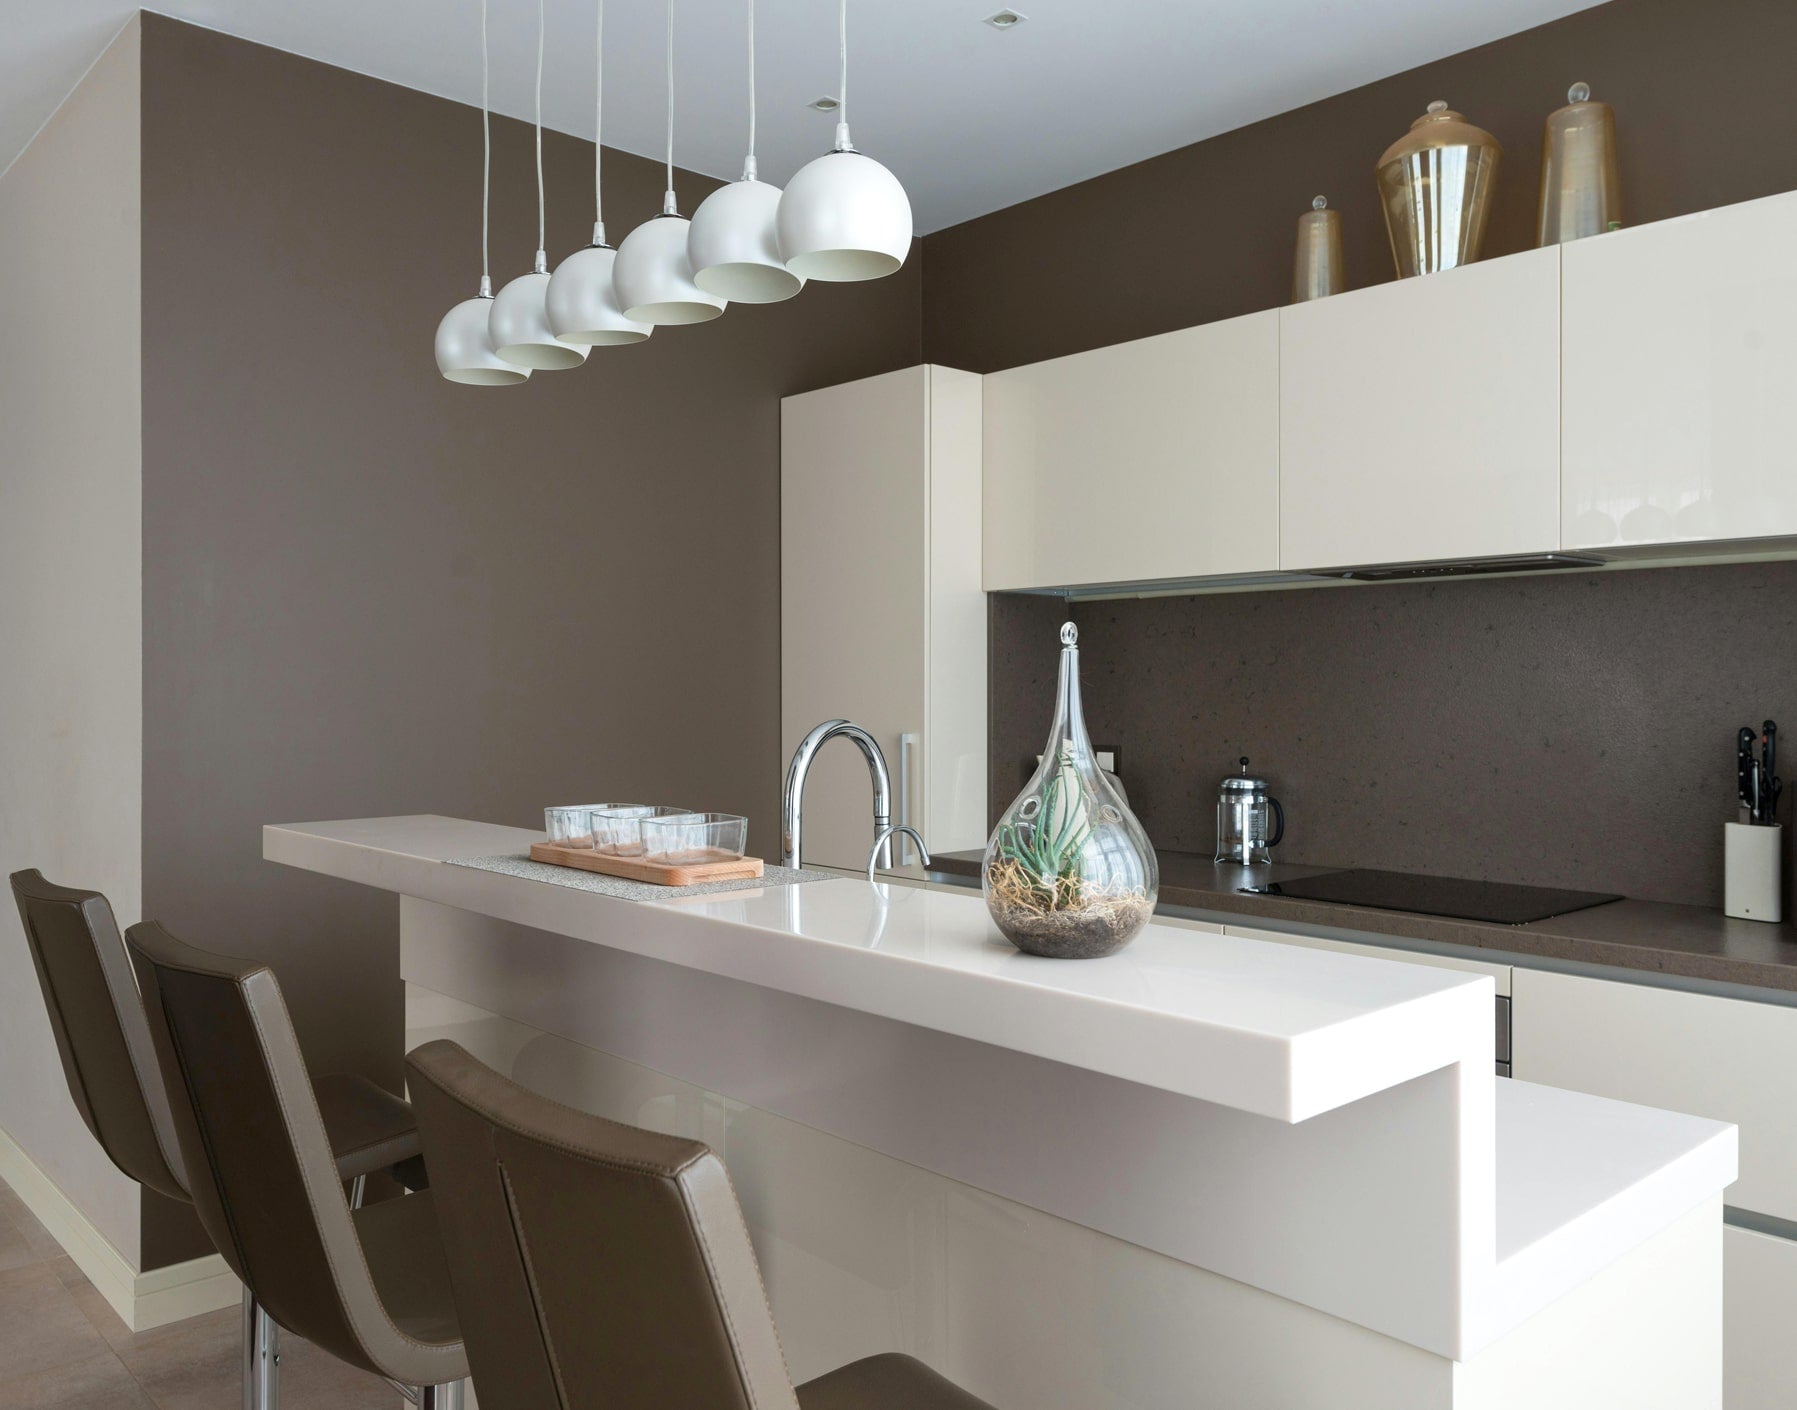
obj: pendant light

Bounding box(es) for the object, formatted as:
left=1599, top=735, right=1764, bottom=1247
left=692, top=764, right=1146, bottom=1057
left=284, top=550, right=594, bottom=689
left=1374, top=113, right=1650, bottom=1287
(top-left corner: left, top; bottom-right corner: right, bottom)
left=435, top=0, right=529, bottom=385
left=687, top=0, right=803, bottom=304
left=611, top=0, right=727, bottom=325
left=776, top=0, right=913, bottom=281
left=490, top=0, right=589, bottom=369
left=546, top=0, right=651, bottom=346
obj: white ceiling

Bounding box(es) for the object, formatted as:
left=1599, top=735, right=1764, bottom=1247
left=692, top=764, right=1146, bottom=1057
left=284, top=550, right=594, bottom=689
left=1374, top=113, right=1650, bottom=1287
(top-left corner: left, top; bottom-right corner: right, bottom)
left=5, top=0, right=1610, bottom=233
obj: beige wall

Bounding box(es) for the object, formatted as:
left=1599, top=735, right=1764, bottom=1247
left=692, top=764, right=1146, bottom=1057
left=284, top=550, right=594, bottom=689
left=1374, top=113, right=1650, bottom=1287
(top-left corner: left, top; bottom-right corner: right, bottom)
left=0, top=18, right=144, bottom=1266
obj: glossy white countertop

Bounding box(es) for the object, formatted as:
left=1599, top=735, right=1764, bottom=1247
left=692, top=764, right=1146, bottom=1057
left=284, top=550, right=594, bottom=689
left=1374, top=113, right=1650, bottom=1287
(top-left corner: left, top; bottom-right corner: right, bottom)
left=268, top=814, right=1738, bottom=1359
left=265, top=814, right=1490, bottom=1122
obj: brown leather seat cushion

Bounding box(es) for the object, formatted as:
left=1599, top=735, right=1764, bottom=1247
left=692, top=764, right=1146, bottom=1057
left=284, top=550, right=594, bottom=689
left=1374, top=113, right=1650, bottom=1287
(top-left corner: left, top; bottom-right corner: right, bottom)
left=353, top=1190, right=461, bottom=1347
left=314, top=1073, right=423, bottom=1182
left=798, top=1353, right=997, bottom=1410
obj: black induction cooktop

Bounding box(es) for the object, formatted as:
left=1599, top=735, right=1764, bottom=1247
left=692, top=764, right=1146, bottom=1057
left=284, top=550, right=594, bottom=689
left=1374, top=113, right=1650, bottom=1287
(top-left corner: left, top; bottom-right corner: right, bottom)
left=1241, top=868, right=1623, bottom=926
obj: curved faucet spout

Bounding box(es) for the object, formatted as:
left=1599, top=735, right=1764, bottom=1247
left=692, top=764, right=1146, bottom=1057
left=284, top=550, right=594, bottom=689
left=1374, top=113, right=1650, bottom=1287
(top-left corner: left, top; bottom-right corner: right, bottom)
left=782, top=720, right=893, bottom=869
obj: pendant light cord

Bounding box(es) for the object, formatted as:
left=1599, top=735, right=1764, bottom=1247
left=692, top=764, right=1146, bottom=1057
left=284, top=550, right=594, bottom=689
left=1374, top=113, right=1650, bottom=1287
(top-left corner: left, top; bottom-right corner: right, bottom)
left=835, top=0, right=853, bottom=151
left=532, top=0, right=547, bottom=272
left=479, top=0, right=491, bottom=296
left=662, top=0, right=677, bottom=214
left=741, top=0, right=757, bottom=181
left=592, top=0, right=605, bottom=243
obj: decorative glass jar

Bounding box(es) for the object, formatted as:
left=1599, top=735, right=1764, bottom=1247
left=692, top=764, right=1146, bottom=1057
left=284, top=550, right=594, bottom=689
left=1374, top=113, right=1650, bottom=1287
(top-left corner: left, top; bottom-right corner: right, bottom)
left=1376, top=100, right=1502, bottom=277
left=982, top=623, right=1157, bottom=958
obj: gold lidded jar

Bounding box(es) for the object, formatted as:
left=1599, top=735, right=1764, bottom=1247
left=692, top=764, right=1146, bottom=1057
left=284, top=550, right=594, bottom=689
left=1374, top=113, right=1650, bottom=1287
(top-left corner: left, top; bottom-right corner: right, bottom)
left=1537, top=82, right=1621, bottom=246
left=982, top=622, right=1157, bottom=959
left=1293, top=195, right=1345, bottom=303
left=1376, top=100, right=1502, bottom=278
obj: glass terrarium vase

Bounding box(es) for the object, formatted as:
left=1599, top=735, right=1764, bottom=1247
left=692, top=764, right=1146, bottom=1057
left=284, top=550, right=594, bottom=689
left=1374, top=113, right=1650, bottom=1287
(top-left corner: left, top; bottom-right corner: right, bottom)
left=983, top=623, right=1157, bottom=958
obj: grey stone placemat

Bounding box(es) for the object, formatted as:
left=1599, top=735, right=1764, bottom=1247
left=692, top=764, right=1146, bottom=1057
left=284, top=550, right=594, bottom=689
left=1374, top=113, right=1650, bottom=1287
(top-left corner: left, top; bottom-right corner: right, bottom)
left=445, top=852, right=837, bottom=901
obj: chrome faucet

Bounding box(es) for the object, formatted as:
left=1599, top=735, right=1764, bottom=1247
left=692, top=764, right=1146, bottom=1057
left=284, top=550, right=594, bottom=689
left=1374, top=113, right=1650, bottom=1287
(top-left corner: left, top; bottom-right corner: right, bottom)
left=782, top=720, right=892, bottom=869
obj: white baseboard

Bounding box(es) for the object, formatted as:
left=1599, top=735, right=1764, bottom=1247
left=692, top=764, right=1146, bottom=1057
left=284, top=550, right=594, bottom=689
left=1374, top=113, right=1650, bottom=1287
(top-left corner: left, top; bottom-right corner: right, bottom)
left=0, top=1122, right=238, bottom=1331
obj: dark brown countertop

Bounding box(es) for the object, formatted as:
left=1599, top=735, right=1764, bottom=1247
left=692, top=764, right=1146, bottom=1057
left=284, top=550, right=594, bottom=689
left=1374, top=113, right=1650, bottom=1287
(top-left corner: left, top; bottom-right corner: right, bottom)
left=929, top=849, right=1797, bottom=993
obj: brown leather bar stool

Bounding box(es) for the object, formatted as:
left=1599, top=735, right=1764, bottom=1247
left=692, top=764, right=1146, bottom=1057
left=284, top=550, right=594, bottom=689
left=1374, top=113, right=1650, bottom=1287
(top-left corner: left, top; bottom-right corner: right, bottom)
left=9, top=869, right=425, bottom=1409
left=405, top=1039, right=997, bottom=1410
left=126, top=919, right=469, bottom=1408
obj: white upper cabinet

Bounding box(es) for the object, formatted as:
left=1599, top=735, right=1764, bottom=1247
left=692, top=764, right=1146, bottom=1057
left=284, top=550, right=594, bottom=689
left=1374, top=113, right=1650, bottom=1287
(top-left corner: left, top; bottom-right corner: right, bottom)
left=982, top=312, right=1279, bottom=591
left=1278, top=247, right=1562, bottom=571
left=782, top=366, right=987, bottom=875
left=1562, top=190, right=1797, bottom=550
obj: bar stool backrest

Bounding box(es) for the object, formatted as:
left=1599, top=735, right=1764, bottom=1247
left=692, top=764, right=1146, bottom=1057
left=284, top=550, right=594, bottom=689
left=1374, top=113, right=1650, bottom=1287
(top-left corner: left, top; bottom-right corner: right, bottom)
left=127, top=920, right=460, bottom=1387
left=405, top=1039, right=802, bottom=1410
left=9, top=869, right=188, bottom=1202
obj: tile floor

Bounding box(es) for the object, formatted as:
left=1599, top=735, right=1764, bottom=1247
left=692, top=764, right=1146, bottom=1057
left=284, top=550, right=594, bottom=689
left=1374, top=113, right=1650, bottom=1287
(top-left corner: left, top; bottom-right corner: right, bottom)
left=0, top=1183, right=405, bottom=1409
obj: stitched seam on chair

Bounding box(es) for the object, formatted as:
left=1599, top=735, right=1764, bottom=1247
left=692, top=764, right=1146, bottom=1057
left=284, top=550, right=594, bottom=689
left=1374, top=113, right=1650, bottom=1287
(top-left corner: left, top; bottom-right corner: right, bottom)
left=243, top=985, right=460, bottom=1376
left=677, top=1176, right=789, bottom=1410
left=497, top=1161, right=572, bottom=1410
left=717, top=1174, right=799, bottom=1405
left=96, top=914, right=188, bottom=1193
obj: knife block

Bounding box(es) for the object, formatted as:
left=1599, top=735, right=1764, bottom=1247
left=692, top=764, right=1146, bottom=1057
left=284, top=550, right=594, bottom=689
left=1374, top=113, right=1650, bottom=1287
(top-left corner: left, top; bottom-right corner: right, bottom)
left=1725, top=822, right=1782, bottom=922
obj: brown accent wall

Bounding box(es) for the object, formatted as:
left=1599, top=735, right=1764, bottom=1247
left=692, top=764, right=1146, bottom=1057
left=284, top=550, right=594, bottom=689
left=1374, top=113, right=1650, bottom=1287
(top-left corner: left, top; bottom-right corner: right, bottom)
left=922, top=0, right=1797, bottom=373
left=137, top=16, right=919, bottom=1266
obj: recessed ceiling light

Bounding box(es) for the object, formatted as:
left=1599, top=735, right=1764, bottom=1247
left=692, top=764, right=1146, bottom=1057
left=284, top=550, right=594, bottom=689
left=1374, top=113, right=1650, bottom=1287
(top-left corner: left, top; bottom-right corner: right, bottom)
left=808, top=95, right=840, bottom=112
left=984, top=9, right=1027, bottom=28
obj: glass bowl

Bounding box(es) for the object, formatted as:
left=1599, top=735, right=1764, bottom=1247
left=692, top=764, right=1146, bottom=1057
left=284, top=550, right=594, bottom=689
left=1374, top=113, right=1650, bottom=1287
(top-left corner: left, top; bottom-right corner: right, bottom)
left=639, top=812, right=749, bottom=866
left=544, top=804, right=609, bottom=848
left=589, top=805, right=693, bottom=857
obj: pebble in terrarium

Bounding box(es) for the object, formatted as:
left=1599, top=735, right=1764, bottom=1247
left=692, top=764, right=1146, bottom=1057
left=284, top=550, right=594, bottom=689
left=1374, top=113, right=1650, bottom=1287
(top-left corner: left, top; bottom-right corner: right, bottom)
left=983, top=622, right=1158, bottom=958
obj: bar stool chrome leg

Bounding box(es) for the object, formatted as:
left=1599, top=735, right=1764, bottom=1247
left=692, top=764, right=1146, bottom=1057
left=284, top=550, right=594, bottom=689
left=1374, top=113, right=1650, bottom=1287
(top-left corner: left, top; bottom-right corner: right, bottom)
left=417, top=1381, right=465, bottom=1409
left=242, top=1287, right=280, bottom=1410
left=241, top=1177, right=362, bottom=1410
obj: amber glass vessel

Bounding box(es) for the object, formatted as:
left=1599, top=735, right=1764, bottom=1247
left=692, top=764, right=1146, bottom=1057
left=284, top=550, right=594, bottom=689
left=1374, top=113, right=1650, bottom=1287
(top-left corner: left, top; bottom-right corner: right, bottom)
left=1376, top=100, right=1502, bottom=277
left=1293, top=196, right=1344, bottom=302
left=1538, top=82, right=1621, bottom=245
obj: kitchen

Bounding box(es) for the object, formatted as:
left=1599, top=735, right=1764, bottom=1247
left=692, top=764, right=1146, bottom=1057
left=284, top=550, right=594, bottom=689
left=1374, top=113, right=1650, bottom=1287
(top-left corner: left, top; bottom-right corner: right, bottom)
left=3, top=0, right=1797, bottom=1407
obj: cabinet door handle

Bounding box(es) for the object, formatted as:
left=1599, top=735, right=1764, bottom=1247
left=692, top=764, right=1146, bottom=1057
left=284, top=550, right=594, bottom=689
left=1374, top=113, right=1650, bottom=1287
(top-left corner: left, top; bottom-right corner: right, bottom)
left=898, top=732, right=920, bottom=866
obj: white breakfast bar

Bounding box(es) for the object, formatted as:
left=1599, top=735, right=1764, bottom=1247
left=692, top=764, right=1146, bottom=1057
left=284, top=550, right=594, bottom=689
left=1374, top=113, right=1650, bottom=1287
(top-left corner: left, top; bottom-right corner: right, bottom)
left=267, top=816, right=1736, bottom=1409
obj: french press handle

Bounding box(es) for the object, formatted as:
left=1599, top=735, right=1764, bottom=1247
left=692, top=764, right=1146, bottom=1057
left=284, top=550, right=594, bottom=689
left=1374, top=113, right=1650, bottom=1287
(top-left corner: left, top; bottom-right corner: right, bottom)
left=1266, top=796, right=1285, bottom=849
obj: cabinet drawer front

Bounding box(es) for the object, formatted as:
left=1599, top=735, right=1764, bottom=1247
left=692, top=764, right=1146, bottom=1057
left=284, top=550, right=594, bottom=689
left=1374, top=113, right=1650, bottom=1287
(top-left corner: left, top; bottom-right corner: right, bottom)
left=1726, top=1223, right=1797, bottom=1410
left=1563, top=190, right=1797, bottom=550
left=1278, top=247, right=1561, bottom=571
left=982, top=311, right=1278, bottom=591
left=1512, top=969, right=1797, bottom=1220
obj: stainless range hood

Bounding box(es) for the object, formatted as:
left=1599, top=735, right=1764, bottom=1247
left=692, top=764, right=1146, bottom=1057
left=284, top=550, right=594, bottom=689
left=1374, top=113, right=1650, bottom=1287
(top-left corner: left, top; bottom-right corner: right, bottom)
left=1009, top=552, right=1612, bottom=601
left=1309, top=552, right=1607, bottom=583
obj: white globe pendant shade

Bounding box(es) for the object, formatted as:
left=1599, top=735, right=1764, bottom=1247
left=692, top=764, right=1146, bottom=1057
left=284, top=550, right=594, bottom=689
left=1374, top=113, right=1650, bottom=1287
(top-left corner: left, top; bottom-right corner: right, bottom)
left=436, top=293, right=530, bottom=385
left=612, top=213, right=726, bottom=325
left=490, top=269, right=589, bottom=369
left=689, top=178, right=803, bottom=304
left=776, top=144, right=913, bottom=282
left=547, top=241, right=652, bottom=345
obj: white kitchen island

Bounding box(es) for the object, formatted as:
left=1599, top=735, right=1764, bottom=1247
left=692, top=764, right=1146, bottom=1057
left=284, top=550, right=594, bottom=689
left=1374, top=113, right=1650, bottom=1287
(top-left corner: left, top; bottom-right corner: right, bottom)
left=268, top=816, right=1736, bottom=1409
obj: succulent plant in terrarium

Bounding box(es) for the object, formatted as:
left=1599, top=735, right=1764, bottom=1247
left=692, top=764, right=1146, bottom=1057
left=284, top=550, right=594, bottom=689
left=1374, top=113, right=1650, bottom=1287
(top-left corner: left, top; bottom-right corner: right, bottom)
left=983, top=623, right=1157, bottom=958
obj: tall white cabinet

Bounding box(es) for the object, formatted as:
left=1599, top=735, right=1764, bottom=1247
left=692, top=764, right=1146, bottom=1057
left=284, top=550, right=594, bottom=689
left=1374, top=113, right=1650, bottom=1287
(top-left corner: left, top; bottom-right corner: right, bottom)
left=1278, top=246, right=1562, bottom=571
left=1562, top=189, right=1797, bottom=550
left=781, top=366, right=986, bottom=875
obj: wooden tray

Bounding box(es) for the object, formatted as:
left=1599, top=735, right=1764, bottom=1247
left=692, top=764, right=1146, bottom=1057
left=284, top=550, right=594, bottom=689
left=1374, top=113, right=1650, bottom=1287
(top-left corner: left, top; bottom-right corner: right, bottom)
left=529, top=840, right=765, bottom=888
